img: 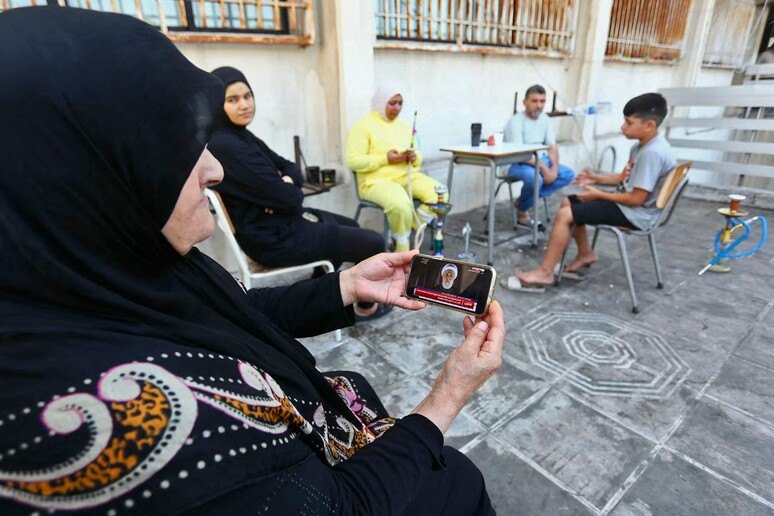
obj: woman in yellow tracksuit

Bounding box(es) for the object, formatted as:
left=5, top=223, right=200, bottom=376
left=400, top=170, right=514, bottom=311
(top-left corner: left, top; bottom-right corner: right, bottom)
left=346, top=86, right=442, bottom=252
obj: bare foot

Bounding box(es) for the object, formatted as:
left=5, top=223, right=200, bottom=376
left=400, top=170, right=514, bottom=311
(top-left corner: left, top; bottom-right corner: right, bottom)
left=565, top=252, right=598, bottom=274
left=515, top=268, right=554, bottom=286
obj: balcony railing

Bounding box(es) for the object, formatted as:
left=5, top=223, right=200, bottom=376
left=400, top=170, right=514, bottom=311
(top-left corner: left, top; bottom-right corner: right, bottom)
left=702, top=0, right=756, bottom=69
left=605, top=0, right=691, bottom=63
left=375, top=0, right=577, bottom=57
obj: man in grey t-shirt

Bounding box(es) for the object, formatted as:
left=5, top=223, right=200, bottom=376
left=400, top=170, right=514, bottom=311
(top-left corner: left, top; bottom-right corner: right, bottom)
left=512, top=93, right=677, bottom=288
left=503, top=84, right=575, bottom=228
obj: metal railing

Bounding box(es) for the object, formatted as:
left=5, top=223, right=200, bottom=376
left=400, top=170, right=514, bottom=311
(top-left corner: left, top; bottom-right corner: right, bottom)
left=702, top=0, right=757, bottom=69
left=375, top=0, right=577, bottom=57
left=605, top=0, right=691, bottom=63
left=0, top=0, right=315, bottom=45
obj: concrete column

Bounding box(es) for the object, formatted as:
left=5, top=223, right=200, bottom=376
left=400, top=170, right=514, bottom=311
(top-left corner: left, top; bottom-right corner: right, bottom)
left=672, top=0, right=716, bottom=87
left=563, top=0, right=614, bottom=165
left=300, top=1, right=377, bottom=221
left=334, top=0, right=377, bottom=157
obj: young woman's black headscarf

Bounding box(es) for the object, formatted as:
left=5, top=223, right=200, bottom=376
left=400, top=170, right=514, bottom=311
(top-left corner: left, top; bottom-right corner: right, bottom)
left=211, top=66, right=252, bottom=92
left=0, top=7, right=405, bottom=513
left=211, top=66, right=253, bottom=129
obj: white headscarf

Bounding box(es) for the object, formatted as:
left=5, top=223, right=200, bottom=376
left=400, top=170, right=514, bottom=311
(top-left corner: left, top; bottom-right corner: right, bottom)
left=370, top=84, right=402, bottom=121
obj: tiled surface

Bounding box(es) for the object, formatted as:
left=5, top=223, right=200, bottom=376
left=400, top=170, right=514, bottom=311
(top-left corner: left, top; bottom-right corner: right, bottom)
left=298, top=197, right=774, bottom=515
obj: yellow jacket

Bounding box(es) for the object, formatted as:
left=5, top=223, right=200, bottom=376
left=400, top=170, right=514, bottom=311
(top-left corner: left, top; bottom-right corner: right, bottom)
left=346, top=112, right=423, bottom=184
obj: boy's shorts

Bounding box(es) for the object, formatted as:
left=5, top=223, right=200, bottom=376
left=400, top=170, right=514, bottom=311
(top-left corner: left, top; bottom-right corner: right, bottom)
left=567, top=194, right=636, bottom=229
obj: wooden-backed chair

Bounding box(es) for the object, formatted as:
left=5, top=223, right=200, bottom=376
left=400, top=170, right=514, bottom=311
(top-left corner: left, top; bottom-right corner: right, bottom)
left=556, top=161, right=692, bottom=314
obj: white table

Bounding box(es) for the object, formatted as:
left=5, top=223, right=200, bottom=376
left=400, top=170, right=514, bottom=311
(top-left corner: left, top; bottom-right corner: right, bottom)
left=440, top=143, right=549, bottom=265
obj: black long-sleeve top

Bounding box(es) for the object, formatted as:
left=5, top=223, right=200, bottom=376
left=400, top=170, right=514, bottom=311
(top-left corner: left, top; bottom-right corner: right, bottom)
left=0, top=269, right=450, bottom=515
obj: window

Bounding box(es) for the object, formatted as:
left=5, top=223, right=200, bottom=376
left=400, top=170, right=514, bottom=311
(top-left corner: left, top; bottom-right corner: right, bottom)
left=0, top=0, right=314, bottom=45
left=375, top=0, right=577, bottom=56
left=702, top=0, right=757, bottom=69
left=605, top=0, right=692, bottom=63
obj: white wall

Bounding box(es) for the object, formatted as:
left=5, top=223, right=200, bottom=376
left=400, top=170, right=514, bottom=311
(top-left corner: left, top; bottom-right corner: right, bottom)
left=374, top=50, right=571, bottom=162
left=373, top=49, right=573, bottom=211
left=177, top=43, right=337, bottom=167
left=181, top=0, right=746, bottom=263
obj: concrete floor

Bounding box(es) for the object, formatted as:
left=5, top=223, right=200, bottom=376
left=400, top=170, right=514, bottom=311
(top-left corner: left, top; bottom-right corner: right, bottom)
left=297, top=195, right=774, bottom=515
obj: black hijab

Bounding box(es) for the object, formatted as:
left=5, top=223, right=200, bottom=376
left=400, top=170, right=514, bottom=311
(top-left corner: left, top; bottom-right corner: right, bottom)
left=211, top=66, right=252, bottom=92
left=0, top=6, right=358, bottom=435
left=211, top=65, right=253, bottom=130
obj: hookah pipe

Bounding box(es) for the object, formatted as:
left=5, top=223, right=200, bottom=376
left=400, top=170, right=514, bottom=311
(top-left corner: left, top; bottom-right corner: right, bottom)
left=698, top=195, right=768, bottom=276
left=404, top=110, right=452, bottom=255
left=405, top=110, right=426, bottom=250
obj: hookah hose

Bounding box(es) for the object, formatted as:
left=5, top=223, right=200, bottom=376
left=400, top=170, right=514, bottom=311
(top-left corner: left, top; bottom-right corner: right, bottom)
left=698, top=215, right=768, bottom=275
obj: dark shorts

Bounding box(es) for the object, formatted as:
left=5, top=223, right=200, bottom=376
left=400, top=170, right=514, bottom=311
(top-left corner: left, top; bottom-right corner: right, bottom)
left=567, top=194, right=636, bottom=229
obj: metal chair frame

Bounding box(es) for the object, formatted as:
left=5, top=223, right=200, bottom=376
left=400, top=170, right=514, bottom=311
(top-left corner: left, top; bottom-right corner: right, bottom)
left=491, top=175, right=551, bottom=227
left=490, top=145, right=618, bottom=228
left=352, top=171, right=392, bottom=250
left=351, top=170, right=430, bottom=251
left=556, top=162, right=692, bottom=314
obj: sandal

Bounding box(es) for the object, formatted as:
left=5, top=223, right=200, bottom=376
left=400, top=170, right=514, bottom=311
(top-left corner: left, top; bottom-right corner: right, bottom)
left=553, top=263, right=588, bottom=281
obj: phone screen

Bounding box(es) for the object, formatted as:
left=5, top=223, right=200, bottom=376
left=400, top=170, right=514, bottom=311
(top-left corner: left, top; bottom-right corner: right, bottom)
left=405, top=255, right=496, bottom=315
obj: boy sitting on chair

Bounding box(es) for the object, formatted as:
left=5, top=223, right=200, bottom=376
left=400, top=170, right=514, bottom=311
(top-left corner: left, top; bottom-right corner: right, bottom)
left=513, top=92, right=676, bottom=288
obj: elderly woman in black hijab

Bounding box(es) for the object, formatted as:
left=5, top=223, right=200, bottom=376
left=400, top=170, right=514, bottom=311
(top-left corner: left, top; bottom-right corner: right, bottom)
left=0, top=7, right=504, bottom=515
left=207, top=66, right=384, bottom=273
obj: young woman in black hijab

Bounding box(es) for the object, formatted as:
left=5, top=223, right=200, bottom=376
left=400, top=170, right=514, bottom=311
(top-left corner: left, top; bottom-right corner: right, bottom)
left=207, top=66, right=384, bottom=272
left=0, top=7, right=504, bottom=515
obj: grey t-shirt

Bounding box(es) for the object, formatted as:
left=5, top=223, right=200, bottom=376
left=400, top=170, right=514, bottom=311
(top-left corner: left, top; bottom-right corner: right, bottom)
left=617, top=134, right=676, bottom=230
left=502, top=111, right=555, bottom=162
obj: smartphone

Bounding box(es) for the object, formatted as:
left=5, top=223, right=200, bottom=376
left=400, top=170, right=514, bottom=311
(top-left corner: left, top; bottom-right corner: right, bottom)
left=405, top=254, right=497, bottom=316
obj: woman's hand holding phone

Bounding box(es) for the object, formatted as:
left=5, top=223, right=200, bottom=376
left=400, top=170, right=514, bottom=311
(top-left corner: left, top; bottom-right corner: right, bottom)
left=339, top=250, right=427, bottom=311
left=411, top=301, right=504, bottom=433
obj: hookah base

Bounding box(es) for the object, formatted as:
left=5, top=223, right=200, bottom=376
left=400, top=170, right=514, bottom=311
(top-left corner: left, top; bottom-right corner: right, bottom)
left=708, top=252, right=731, bottom=273
left=708, top=262, right=732, bottom=273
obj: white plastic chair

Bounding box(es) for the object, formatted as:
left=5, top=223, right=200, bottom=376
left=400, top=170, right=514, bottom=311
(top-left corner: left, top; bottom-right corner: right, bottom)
left=556, top=162, right=692, bottom=314
left=204, top=189, right=341, bottom=340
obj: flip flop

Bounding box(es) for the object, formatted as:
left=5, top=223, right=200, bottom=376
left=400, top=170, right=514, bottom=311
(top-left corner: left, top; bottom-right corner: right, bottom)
left=500, top=275, right=547, bottom=293
left=554, top=263, right=587, bottom=281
